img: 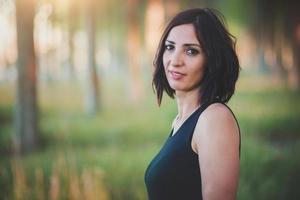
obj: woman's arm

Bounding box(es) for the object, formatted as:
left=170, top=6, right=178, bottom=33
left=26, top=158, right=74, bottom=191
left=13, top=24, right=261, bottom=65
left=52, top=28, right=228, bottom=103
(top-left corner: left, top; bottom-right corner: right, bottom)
left=193, top=103, right=240, bottom=200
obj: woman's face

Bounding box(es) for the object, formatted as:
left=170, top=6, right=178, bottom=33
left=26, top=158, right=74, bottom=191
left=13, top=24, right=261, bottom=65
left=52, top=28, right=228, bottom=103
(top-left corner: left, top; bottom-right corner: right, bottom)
left=163, top=24, right=206, bottom=94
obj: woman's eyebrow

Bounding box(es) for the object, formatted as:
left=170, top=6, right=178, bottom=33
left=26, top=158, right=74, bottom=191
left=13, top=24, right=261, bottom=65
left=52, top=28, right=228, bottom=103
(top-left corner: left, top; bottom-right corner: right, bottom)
left=183, top=43, right=201, bottom=48
left=166, top=40, right=175, bottom=44
left=166, top=40, right=201, bottom=48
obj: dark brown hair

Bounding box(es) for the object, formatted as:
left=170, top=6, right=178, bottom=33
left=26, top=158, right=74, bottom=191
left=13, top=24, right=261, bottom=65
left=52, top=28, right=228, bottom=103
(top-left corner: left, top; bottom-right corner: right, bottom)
left=152, top=8, right=240, bottom=105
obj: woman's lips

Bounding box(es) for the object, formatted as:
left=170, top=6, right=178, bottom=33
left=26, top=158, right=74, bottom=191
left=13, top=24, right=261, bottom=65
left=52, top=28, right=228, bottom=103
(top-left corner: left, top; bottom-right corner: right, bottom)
left=169, top=70, right=186, bottom=80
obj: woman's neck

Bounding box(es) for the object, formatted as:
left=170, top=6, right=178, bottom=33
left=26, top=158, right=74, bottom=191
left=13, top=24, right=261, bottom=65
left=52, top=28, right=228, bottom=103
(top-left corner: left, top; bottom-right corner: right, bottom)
left=175, top=89, right=201, bottom=121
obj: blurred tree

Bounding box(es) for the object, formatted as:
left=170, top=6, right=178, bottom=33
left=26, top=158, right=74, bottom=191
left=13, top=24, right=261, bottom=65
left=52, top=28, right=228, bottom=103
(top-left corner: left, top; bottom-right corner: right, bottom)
left=126, top=0, right=143, bottom=102
left=145, top=0, right=164, bottom=56
left=67, top=1, right=79, bottom=79
left=252, top=0, right=300, bottom=90
left=85, top=0, right=100, bottom=115
left=15, top=0, right=39, bottom=154
left=285, top=1, right=300, bottom=90
left=41, top=0, right=83, bottom=80
left=164, top=0, right=180, bottom=20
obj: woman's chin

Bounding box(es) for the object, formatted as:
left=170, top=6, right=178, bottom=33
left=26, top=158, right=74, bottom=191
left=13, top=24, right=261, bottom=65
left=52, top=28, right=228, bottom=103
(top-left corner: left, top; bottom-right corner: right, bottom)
left=169, top=84, right=181, bottom=91
left=169, top=84, right=201, bottom=94
left=168, top=80, right=183, bottom=89
left=169, top=85, right=187, bottom=92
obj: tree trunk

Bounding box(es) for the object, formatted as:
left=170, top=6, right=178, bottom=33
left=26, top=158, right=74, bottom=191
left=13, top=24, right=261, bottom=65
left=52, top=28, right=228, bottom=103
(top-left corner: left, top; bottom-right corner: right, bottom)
left=288, top=4, right=300, bottom=90
left=85, top=0, right=100, bottom=115
left=68, top=28, right=75, bottom=79
left=164, top=0, right=180, bottom=20
left=67, top=1, right=78, bottom=80
left=252, top=0, right=300, bottom=90
left=289, top=33, right=300, bottom=90
left=145, top=0, right=164, bottom=56
left=126, top=0, right=143, bottom=103
left=15, top=0, right=39, bottom=154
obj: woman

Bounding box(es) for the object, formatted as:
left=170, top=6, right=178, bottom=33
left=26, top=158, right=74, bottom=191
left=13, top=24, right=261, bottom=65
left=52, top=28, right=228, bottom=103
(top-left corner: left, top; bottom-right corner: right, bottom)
left=144, top=8, right=241, bottom=200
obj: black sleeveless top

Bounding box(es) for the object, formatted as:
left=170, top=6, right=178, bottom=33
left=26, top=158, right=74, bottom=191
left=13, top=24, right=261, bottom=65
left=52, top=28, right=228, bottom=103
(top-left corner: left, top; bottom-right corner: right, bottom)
left=144, top=101, right=241, bottom=200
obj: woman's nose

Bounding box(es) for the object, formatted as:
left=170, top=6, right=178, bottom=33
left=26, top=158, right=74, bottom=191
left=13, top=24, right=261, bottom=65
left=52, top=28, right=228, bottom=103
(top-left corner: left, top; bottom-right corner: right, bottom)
left=170, top=50, right=183, bottom=67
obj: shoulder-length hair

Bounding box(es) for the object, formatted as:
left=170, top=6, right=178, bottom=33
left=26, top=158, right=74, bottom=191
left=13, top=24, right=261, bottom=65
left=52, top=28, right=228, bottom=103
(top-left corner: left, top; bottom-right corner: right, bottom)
left=152, top=8, right=240, bottom=106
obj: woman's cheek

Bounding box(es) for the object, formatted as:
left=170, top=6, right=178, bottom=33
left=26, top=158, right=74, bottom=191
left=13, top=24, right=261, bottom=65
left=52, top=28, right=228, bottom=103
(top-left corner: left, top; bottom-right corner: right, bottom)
left=162, top=53, right=169, bottom=68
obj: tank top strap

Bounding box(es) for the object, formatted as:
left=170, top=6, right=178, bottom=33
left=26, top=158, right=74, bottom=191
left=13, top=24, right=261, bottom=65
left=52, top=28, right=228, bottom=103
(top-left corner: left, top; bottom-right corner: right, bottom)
left=187, top=100, right=241, bottom=157
left=192, top=99, right=223, bottom=122
left=183, top=100, right=221, bottom=141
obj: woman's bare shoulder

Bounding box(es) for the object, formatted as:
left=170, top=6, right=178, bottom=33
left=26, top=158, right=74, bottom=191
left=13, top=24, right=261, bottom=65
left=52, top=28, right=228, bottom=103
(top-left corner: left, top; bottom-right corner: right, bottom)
left=192, top=102, right=239, bottom=152
left=201, top=102, right=234, bottom=120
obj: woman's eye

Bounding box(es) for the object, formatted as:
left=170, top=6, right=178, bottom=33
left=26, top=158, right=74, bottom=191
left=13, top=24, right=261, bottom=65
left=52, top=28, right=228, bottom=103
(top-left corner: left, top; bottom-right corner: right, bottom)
left=165, top=44, right=174, bottom=51
left=186, top=48, right=199, bottom=56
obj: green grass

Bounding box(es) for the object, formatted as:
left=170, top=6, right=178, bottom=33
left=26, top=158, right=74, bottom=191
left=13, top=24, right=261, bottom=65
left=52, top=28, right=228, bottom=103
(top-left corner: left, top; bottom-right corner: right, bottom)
left=0, top=73, right=300, bottom=199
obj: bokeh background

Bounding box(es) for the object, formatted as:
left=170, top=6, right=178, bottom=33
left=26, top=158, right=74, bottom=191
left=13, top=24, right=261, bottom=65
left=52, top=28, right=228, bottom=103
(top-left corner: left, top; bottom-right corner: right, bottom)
left=0, top=0, right=300, bottom=199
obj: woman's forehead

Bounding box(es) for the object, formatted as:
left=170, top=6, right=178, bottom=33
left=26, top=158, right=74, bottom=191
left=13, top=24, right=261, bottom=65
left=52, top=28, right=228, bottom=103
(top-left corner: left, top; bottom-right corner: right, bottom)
left=166, top=24, right=200, bottom=44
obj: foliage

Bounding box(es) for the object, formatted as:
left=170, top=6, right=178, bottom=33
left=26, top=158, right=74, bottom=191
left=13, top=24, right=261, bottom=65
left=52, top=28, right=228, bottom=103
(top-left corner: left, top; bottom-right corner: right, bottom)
left=0, top=74, right=300, bottom=199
